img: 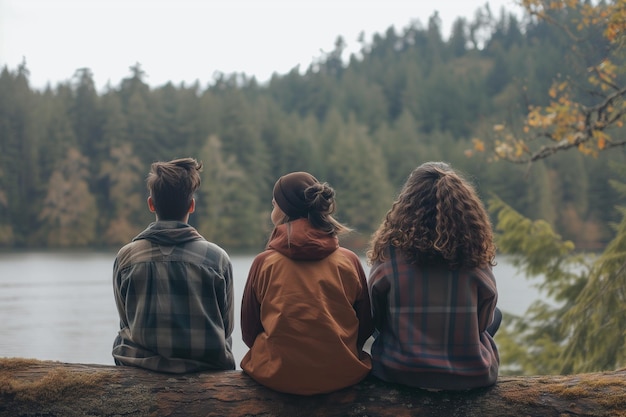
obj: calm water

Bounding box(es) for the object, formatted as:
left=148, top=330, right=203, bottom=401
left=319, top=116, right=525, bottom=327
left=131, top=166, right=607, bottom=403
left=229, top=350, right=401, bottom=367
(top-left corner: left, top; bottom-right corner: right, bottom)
left=0, top=251, right=542, bottom=366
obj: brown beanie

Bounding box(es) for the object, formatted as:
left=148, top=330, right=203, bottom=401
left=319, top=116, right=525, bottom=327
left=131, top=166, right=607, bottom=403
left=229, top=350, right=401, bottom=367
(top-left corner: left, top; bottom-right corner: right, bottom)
left=272, top=172, right=319, bottom=219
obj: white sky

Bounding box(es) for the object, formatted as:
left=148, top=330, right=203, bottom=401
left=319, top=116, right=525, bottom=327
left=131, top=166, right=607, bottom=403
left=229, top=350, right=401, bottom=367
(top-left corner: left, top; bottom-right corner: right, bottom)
left=0, top=0, right=520, bottom=90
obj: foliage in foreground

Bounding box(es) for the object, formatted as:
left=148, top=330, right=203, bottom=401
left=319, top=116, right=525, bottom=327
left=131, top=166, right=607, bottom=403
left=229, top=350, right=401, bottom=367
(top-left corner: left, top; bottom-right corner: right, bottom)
left=475, top=0, right=626, bottom=164
left=491, top=188, right=626, bottom=375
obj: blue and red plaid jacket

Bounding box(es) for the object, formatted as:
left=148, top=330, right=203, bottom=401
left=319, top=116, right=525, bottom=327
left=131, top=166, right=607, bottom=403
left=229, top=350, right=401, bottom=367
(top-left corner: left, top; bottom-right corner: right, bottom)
left=368, top=246, right=499, bottom=390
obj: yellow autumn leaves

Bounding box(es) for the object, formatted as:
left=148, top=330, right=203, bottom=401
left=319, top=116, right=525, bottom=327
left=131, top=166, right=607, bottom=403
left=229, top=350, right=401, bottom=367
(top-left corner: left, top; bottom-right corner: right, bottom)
left=473, top=0, right=626, bottom=163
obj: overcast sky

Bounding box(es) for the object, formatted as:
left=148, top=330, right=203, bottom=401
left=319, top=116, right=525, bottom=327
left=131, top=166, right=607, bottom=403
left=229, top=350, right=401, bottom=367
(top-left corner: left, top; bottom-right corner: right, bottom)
left=0, top=0, right=520, bottom=90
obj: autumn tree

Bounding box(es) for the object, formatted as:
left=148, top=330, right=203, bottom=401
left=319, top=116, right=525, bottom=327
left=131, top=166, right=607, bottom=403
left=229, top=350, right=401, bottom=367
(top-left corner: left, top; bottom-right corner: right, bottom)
left=480, top=0, right=626, bottom=375
left=38, top=148, right=98, bottom=247
left=474, top=0, right=626, bottom=165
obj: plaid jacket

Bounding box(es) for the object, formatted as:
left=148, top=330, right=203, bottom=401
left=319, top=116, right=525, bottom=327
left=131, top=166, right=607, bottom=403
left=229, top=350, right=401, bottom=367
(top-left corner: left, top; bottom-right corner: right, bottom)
left=112, top=221, right=235, bottom=373
left=368, top=246, right=499, bottom=390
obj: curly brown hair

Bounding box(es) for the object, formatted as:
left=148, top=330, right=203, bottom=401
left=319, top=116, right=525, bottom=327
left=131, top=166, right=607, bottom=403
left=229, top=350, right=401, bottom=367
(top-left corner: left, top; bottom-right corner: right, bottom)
left=367, top=162, right=496, bottom=269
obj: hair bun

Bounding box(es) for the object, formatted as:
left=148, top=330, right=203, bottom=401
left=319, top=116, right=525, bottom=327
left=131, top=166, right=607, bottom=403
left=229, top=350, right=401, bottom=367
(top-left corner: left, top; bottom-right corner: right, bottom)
left=304, top=182, right=334, bottom=213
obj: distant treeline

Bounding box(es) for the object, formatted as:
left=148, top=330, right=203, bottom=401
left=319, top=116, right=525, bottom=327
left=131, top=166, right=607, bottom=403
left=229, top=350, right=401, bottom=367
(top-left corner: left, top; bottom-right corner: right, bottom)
left=0, top=3, right=623, bottom=252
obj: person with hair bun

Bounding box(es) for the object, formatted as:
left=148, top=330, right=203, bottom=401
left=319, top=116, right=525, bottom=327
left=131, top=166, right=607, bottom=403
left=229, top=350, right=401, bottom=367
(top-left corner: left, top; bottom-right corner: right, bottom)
left=367, top=162, right=501, bottom=391
left=240, top=172, right=373, bottom=395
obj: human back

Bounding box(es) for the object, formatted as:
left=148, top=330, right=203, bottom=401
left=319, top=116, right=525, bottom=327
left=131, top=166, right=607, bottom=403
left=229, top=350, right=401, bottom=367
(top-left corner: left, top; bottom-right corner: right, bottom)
left=367, top=162, right=500, bottom=390
left=240, top=172, right=373, bottom=395
left=112, top=158, right=235, bottom=373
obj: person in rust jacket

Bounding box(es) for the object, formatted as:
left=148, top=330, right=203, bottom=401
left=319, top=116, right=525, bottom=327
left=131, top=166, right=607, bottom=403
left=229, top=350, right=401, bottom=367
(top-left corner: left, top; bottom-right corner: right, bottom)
left=367, top=162, right=501, bottom=391
left=240, top=171, right=373, bottom=395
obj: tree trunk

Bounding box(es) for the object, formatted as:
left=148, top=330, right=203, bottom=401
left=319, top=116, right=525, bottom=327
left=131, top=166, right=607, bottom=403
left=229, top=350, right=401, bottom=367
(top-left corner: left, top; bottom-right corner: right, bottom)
left=1, top=358, right=625, bottom=417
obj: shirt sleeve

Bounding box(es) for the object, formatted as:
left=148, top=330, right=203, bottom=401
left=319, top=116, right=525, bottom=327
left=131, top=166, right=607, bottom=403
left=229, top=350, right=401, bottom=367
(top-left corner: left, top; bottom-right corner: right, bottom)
left=222, top=259, right=235, bottom=338
left=112, top=255, right=128, bottom=329
left=476, top=267, right=498, bottom=333
left=351, top=256, right=375, bottom=350
left=241, top=254, right=266, bottom=348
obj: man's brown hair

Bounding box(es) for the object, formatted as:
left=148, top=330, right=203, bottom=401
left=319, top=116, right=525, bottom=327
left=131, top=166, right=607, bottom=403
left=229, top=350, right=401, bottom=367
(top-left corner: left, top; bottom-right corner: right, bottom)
left=147, top=158, right=202, bottom=221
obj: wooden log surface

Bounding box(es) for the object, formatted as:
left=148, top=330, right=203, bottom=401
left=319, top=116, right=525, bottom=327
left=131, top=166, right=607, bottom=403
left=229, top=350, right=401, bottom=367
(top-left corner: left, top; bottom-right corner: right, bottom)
left=1, top=358, right=626, bottom=417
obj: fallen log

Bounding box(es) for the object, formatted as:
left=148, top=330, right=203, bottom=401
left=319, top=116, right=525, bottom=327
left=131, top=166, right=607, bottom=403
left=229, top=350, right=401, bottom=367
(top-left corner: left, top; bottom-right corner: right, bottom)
left=1, top=358, right=625, bottom=417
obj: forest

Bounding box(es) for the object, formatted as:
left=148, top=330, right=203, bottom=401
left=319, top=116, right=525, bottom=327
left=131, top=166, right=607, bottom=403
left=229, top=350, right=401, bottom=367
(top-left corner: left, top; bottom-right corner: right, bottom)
left=1, top=1, right=624, bottom=253
left=2, top=0, right=626, bottom=376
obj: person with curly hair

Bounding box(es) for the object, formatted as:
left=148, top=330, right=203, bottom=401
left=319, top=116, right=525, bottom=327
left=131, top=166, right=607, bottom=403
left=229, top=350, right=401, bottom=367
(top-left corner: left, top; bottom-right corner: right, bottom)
left=241, top=172, right=373, bottom=395
left=367, top=161, right=501, bottom=390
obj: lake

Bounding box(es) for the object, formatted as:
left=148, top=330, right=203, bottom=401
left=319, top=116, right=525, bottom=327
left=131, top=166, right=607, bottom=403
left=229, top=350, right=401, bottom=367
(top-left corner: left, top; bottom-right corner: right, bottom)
left=0, top=251, right=542, bottom=367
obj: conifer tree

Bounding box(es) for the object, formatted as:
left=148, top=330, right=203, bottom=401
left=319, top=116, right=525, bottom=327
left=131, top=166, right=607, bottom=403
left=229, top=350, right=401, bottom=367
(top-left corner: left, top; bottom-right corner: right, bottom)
left=197, top=135, right=267, bottom=250
left=481, top=0, right=626, bottom=375
left=99, top=143, right=145, bottom=246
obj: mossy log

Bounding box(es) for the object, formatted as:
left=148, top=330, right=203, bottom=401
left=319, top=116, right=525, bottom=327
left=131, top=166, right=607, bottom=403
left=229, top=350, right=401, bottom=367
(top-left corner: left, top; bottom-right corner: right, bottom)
left=1, top=358, right=626, bottom=417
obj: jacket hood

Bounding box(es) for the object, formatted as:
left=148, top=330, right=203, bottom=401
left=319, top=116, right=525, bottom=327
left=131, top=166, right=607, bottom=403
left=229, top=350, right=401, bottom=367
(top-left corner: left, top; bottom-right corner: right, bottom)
left=132, top=221, right=204, bottom=246
left=267, top=218, right=338, bottom=261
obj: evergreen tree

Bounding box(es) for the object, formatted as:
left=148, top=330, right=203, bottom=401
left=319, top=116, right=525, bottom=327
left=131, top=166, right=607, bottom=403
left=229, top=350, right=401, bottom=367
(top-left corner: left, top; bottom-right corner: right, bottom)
left=476, top=0, right=626, bottom=376
left=98, top=143, right=146, bottom=246
left=0, top=63, right=41, bottom=245
left=257, top=98, right=321, bottom=179
left=71, top=68, right=101, bottom=162
left=118, top=64, right=158, bottom=165
left=0, top=166, right=13, bottom=245
left=0, top=0, right=620, bottom=257
left=197, top=135, right=266, bottom=250
left=449, top=17, right=469, bottom=57
left=322, top=111, right=394, bottom=238
left=374, top=110, right=423, bottom=187
left=336, top=70, right=388, bottom=131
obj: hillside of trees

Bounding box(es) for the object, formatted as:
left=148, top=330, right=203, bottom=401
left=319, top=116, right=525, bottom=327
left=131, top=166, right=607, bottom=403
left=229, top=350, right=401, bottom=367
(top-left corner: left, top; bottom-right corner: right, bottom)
left=1, top=3, right=624, bottom=253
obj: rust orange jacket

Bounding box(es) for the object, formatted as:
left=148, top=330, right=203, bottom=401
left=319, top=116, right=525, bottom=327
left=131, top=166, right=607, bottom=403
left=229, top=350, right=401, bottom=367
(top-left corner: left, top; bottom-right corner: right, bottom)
left=240, top=218, right=373, bottom=395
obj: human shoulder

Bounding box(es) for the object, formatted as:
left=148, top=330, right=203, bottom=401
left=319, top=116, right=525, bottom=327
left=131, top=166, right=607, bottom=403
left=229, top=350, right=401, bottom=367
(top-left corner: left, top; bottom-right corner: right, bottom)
left=335, top=246, right=367, bottom=270
left=114, top=238, right=151, bottom=270
left=244, top=249, right=281, bottom=288
left=182, top=239, right=233, bottom=274
left=250, top=248, right=280, bottom=268
left=336, top=246, right=361, bottom=262
left=470, top=265, right=496, bottom=281
left=199, top=239, right=230, bottom=260
left=464, top=265, right=497, bottom=293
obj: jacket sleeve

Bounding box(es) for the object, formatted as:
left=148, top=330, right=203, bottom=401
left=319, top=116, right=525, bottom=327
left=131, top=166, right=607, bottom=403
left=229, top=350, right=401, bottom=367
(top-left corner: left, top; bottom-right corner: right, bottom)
left=350, top=254, right=374, bottom=350
left=241, top=254, right=266, bottom=348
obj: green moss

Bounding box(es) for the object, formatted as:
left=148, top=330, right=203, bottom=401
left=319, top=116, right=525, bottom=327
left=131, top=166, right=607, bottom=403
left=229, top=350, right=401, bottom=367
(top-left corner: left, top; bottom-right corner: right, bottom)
left=1, top=358, right=113, bottom=403
left=546, top=374, right=626, bottom=411
left=0, top=357, right=46, bottom=370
